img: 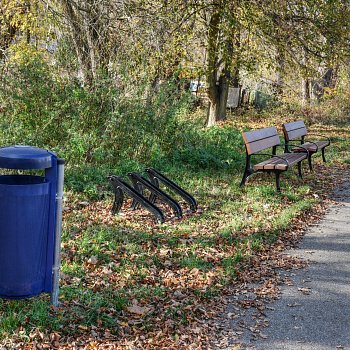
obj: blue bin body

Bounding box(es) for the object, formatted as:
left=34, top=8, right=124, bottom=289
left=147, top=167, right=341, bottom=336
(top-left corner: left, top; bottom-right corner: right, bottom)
left=0, top=146, right=58, bottom=299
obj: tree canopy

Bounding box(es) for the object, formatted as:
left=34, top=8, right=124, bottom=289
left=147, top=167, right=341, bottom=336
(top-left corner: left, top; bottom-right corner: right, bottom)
left=0, top=0, right=349, bottom=126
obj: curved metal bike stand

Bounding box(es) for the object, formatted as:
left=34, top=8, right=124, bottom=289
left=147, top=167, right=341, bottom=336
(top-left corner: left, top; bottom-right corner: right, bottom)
left=127, top=172, right=182, bottom=218
left=145, top=168, right=197, bottom=212
left=108, top=175, right=165, bottom=224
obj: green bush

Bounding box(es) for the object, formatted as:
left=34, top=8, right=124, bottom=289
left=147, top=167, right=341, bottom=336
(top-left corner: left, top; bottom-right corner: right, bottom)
left=0, top=59, right=247, bottom=195
left=0, top=59, right=191, bottom=165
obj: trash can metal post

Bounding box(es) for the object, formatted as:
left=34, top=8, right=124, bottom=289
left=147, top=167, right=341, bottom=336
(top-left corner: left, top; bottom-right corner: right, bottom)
left=51, top=159, right=65, bottom=307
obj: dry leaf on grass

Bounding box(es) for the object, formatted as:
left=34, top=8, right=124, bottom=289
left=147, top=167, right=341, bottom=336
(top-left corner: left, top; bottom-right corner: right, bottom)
left=127, top=300, right=152, bottom=316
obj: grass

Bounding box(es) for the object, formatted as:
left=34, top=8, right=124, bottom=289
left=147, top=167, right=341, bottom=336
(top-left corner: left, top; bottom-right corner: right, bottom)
left=0, top=110, right=350, bottom=347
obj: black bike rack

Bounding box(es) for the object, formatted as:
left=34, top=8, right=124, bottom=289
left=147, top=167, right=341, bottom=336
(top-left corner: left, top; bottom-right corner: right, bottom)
left=108, top=169, right=197, bottom=223
left=108, top=175, right=165, bottom=223
left=127, top=172, right=183, bottom=219
left=145, top=168, right=197, bottom=212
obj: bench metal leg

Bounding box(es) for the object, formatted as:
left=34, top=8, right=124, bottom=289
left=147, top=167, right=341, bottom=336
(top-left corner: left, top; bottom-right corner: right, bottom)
left=240, top=171, right=249, bottom=187
left=240, top=169, right=254, bottom=187
left=275, top=172, right=281, bottom=192
left=240, top=154, right=253, bottom=187
left=321, top=148, right=326, bottom=162
left=298, top=161, right=303, bottom=178
left=308, top=156, right=313, bottom=171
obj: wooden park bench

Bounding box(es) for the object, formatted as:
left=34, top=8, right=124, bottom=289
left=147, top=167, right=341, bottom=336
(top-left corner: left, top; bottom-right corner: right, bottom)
left=241, top=126, right=309, bottom=192
left=282, top=120, right=331, bottom=171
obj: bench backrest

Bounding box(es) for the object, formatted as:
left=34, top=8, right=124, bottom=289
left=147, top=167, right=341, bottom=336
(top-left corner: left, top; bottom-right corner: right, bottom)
left=242, top=126, right=280, bottom=155
left=282, top=120, right=307, bottom=142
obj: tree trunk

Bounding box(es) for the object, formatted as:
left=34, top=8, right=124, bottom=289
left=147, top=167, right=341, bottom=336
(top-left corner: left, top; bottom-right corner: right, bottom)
left=207, top=100, right=220, bottom=127
left=207, top=74, right=230, bottom=127
left=300, top=47, right=310, bottom=106
left=61, top=0, right=92, bottom=85
left=60, top=0, right=110, bottom=86
left=301, top=78, right=310, bottom=106
left=206, top=11, right=221, bottom=127
left=218, top=74, right=229, bottom=117
left=275, top=51, right=284, bottom=96
left=206, top=8, right=240, bottom=126
left=0, top=24, right=16, bottom=61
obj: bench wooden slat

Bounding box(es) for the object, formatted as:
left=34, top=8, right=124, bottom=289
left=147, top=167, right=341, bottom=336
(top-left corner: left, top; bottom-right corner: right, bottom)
left=282, top=121, right=308, bottom=141
left=245, top=135, right=281, bottom=155
left=283, top=153, right=307, bottom=162
left=283, top=120, right=305, bottom=132
left=284, top=127, right=307, bottom=141
left=254, top=152, right=307, bottom=171
left=254, top=163, right=288, bottom=171
left=242, top=127, right=281, bottom=155
left=294, top=141, right=330, bottom=153
left=314, top=140, right=330, bottom=148
left=254, top=157, right=288, bottom=171
left=242, top=126, right=278, bottom=143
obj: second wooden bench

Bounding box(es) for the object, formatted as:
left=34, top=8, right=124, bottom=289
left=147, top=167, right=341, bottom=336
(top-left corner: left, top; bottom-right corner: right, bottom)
left=282, top=120, right=331, bottom=171
left=241, top=126, right=309, bottom=192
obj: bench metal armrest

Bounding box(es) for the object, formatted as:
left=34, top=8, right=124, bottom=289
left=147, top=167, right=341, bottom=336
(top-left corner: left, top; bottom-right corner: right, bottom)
left=289, top=144, right=311, bottom=155
left=280, top=142, right=311, bottom=154
left=305, top=133, right=331, bottom=144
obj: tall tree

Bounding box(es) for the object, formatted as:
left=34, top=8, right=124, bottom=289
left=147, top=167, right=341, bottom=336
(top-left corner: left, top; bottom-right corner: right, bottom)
left=56, top=0, right=113, bottom=85
left=205, top=1, right=246, bottom=126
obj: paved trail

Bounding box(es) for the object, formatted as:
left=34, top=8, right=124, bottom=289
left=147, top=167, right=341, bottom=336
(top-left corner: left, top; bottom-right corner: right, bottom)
left=237, top=183, right=350, bottom=350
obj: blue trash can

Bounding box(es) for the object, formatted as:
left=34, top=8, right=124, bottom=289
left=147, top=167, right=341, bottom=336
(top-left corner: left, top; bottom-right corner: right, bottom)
left=0, top=146, right=64, bottom=304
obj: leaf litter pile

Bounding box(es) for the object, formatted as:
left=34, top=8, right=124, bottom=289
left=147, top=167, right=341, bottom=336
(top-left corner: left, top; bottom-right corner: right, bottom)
left=0, top=124, right=349, bottom=349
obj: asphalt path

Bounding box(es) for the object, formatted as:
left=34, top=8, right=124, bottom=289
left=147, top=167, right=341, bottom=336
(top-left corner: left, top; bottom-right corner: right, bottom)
left=242, top=182, right=350, bottom=350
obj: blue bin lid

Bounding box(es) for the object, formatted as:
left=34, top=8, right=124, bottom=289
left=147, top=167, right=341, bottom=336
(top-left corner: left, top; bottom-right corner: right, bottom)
left=0, top=146, right=56, bottom=169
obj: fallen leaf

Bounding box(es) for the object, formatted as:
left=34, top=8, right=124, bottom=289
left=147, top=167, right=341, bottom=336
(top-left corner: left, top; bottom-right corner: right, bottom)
left=174, top=290, right=186, bottom=300
left=127, top=300, right=151, bottom=316
left=298, top=287, right=311, bottom=295
left=88, top=256, right=98, bottom=265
